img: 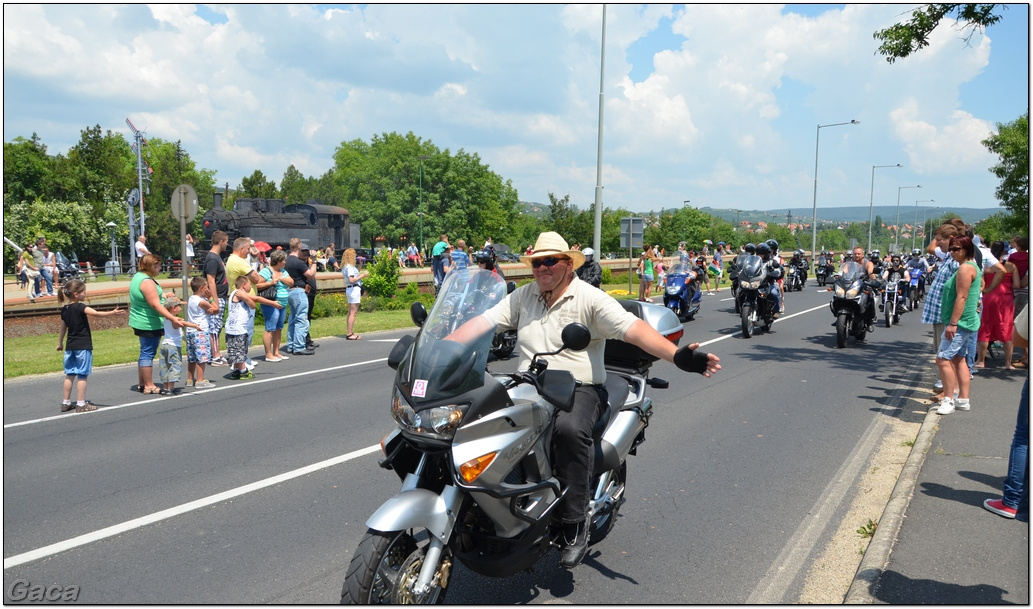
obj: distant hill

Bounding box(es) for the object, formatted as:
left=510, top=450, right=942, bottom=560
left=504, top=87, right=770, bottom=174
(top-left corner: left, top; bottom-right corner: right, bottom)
left=701, top=205, right=1000, bottom=226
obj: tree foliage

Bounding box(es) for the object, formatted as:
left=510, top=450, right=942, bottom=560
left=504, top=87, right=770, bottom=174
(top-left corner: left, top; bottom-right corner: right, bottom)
left=239, top=170, right=279, bottom=199
left=874, top=4, right=1003, bottom=63
left=982, top=111, right=1029, bottom=233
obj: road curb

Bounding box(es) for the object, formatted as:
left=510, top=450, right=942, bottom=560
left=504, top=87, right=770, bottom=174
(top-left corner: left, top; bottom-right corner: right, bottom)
left=844, top=403, right=940, bottom=603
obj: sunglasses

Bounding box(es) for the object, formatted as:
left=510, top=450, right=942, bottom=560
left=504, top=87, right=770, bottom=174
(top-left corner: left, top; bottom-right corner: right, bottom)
left=531, top=257, right=567, bottom=269
left=949, top=247, right=962, bottom=252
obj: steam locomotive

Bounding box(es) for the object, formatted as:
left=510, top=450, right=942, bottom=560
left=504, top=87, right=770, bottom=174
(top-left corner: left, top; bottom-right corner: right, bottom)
left=200, top=196, right=358, bottom=252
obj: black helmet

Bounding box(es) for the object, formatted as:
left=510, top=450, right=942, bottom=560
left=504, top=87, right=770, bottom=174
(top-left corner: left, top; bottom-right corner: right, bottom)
left=472, top=249, right=493, bottom=264
left=766, top=239, right=779, bottom=253
left=744, top=243, right=757, bottom=254
left=870, top=251, right=881, bottom=262
left=757, top=242, right=771, bottom=258
left=912, top=248, right=921, bottom=256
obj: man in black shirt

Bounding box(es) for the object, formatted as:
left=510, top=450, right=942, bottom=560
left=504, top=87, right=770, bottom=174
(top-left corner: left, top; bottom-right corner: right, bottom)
left=285, top=238, right=317, bottom=355
left=204, top=231, right=230, bottom=365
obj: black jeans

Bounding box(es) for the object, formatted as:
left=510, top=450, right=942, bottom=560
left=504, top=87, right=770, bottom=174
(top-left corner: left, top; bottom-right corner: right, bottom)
left=553, top=384, right=608, bottom=524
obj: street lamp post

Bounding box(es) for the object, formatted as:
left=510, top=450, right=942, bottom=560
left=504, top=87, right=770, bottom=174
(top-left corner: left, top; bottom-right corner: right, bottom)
left=894, top=185, right=921, bottom=253
left=418, top=154, right=429, bottom=256
left=921, top=206, right=939, bottom=250
left=106, top=221, right=118, bottom=276
left=867, top=163, right=902, bottom=251
left=913, top=199, right=935, bottom=252
left=811, top=120, right=860, bottom=263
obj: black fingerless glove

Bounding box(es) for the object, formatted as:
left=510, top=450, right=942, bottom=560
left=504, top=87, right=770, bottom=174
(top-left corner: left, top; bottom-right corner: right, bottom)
left=674, top=345, right=711, bottom=374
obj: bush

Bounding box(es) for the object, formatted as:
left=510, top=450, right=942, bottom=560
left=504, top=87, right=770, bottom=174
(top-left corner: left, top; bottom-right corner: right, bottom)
left=601, top=266, right=612, bottom=284
left=364, top=249, right=401, bottom=298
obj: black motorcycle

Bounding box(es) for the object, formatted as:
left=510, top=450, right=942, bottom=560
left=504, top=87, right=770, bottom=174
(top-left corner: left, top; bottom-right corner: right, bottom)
left=880, top=270, right=907, bottom=327
left=784, top=263, right=803, bottom=292
left=830, top=261, right=878, bottom=348
left=814, top=256, right=834, bottom=287
left=735, top=254, right=779, bottom=338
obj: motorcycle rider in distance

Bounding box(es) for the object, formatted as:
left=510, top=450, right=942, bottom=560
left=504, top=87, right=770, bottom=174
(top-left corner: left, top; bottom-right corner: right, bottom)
left=756, top=242, right=784, bottom=318
left=444, top=231, right=721, bottom=568
left=881, top=254, right=911, bottom=311
left=847, top=246, right=880, bottom=330
left=791, top=249, right=809, bottom=285
left=765, top=239, right=785, bottom=313
left=473, top=248, right=505, bottom=281
left=575, top=247, right=603, bottom=288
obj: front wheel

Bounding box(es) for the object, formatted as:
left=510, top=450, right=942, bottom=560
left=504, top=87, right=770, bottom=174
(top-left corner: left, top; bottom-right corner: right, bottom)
left=836, top=313, right=848, bottom=348
left=341, top=529, right=451, bottom=604
left=741, top=302, right=755, bottom=338
left=884, top=301, right=893, bottom=328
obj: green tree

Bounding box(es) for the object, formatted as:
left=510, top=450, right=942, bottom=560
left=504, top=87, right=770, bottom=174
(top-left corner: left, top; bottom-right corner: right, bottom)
left=138, top=139, right=217, bottom=257
left=3, top=134, right=52, bottom=203
left=281, top=164, right=317, bottom=204
left=982, top=111, right=1029, bottom=233
left=239, top=170, right=279, bottom=199
left=874, top=4, right=1004, bottom=63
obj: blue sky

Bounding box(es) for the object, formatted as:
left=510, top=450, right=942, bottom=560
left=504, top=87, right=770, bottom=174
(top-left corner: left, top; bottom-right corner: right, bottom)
left=3, top=4, right=1028, bottom=215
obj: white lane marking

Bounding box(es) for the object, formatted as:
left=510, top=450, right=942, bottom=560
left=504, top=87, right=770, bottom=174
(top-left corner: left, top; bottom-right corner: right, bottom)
left=3, top=358, right=388, bottom=430
left=3, top=443, right=382, bottom=570
left=694, top=303, right=829, bottom=346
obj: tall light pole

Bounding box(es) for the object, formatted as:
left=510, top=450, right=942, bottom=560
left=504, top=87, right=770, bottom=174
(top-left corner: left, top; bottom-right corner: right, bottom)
left=811, top=120, right=860, bottom=263
left=921, top=206, right=939, bottom=250
left=867, top=163, right=902, bottom=251
left=894, top=185, right=920, bottom=253
left=418, top=154, right=429, bottom=256
left=913, top=199, right=935, bottom=252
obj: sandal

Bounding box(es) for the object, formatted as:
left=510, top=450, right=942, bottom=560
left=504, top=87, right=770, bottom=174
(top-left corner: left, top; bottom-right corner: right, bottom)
left=74, top=402, right=98, bottom=413
left=346, top=334, right=361, bottom=340
left=142, top=387, right=161, bottom=395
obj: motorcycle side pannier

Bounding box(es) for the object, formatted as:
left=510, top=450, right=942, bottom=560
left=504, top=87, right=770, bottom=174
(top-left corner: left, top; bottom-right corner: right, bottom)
left=604, top=300, right=683, bottom=371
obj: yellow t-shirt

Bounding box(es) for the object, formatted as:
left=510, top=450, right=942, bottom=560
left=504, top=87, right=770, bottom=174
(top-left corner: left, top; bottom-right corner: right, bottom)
left=226, top=254, right=255, bottom=291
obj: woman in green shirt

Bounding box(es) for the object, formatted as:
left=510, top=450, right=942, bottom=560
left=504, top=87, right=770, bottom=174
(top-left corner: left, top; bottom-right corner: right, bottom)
left=130, top=254, right=187, bottom=394
left=935, top=235, right=981, bottom=415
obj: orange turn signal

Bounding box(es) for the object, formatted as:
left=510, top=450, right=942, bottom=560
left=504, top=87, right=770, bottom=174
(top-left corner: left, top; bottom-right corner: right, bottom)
left=459, top=453, right=497, bottom=483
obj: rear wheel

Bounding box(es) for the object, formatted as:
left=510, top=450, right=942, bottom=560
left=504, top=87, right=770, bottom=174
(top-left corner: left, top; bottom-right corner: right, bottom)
left=836, top=313, right=848, bottom=348
left=589, top=462, right=627, bottom=545
left=741, top=302, right=754, bottom=338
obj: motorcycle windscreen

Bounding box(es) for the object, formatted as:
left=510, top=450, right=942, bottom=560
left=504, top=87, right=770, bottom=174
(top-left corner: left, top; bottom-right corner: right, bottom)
left=404, top=268, right=505, bottom=402
left=738, top=254, right=766, bottom=281
left=836, top=261, right=866, bottom=285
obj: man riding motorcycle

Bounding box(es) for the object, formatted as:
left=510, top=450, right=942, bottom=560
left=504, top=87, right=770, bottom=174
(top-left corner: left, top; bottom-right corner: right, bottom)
left=850, top=246, right=881, bottom=331
left=575, top=247, right=603, bottom=288
left=756, top=242, right=784, bottom=317
left=790, top=249, right=809, bottom=284
left=881, top=253, right=911, bottom=312
left=445, top=231, right=721, bottom=568
left=765, top=240, right=785, bottom=313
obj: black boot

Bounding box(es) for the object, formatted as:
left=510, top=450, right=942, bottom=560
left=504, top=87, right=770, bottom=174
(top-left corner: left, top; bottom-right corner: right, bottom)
left=559, top=518, right=589, bottom=568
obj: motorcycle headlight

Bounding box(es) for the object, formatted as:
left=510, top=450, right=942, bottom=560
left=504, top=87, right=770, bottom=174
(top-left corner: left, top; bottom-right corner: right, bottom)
left=834, top=285, right=846, bottom=297
left=846, top=287, right=860, bottom=298
left=742, top=279, right=761, bottom=289
left=666, top=285, right=680, bottom=295
left=390, top=388, right=465, bottom=440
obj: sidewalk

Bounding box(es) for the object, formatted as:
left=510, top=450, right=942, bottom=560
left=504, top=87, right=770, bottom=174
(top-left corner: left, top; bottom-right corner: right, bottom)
left=847, top=359, right=1029, bottom=604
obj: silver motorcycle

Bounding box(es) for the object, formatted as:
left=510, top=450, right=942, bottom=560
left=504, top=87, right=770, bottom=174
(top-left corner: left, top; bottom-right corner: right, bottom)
left=340, top=268, right=682, bottom=603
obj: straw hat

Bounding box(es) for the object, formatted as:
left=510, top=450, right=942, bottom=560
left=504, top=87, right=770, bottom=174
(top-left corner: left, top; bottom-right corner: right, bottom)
left=521, top=232, right=585, bottom=270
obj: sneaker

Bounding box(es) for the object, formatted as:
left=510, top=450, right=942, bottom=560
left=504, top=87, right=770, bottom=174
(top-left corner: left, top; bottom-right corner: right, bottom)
left=559, top=518, right=590, bottom=568
left=307, top=341, right=320, bottom=349
left=239, top=370, right=255, bottom=380
left=245, top=361, right=256, bottom=371
left=936, top=398, right=955, bottom=415
left=955, top=398, right=971, bottom=411
left=293, top=348, right=315, bottom=356
left=934, top=380, right=943, bottom=390
left=195, top=379, right=215, bottom=388
left=61, top=402, right=75, bottom=412
left=983, top=498, right=1017, bottom=519
left=230, top=370, right=241, bottom=380
left=211, top=357, right=229, bottom=367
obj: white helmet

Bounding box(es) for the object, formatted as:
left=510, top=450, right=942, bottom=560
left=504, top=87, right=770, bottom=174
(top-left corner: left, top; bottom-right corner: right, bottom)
left=583, top=247, right=594, bottom=259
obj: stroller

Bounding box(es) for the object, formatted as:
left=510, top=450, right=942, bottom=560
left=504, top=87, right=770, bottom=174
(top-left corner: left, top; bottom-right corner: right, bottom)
left=55, top=252, right=82, bottom=283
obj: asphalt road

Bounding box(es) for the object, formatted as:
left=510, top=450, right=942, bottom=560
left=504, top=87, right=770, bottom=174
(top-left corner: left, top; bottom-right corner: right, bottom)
left=3, top=284, right=933, bottom=603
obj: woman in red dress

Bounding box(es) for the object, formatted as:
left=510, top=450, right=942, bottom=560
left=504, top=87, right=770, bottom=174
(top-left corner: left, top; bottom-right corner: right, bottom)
left=975, top=240, right=1018, bottom=369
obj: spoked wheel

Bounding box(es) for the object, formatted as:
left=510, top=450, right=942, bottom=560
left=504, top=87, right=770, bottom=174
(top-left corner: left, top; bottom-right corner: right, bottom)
left=835, top=313, right=848, bottom=348
left=741, top=302, right=755, bottom=338
left=885, top=302, right=893, bottom=328
left=341, top=529, right=451, bottom=604
left=589, top=462, right=627, bottom=545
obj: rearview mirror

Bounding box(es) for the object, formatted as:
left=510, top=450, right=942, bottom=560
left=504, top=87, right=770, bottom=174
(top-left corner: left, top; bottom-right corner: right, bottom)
left=410, top=302, right=427, bottom=327
left=561, top=323, right=591, bottom=351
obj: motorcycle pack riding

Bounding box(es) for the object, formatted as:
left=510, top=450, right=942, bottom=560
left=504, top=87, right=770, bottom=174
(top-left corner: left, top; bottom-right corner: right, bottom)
left=341, top=267, right=682, bottom=603
left=663, top=262, right=702, bottom=321
left=735, top=253, right=780, bottom=338
left=830, top=261, right=878, bottom=348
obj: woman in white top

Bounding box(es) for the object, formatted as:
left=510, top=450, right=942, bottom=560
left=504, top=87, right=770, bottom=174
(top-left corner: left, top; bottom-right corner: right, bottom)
left=341, top=248, right=369, bottom=340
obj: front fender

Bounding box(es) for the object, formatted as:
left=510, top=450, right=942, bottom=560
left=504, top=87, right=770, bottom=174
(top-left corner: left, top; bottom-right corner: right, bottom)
left=366, top=483, right=461, bottom=542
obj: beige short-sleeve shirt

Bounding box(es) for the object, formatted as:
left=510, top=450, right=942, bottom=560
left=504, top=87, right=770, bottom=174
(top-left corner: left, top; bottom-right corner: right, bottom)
left=481, top=276, right=638, bottom=384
